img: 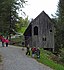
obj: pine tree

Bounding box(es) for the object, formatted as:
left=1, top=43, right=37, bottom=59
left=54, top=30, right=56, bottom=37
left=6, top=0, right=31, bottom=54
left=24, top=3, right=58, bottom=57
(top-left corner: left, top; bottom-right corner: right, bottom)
left=55, top=0, right=64, bottom=52
left=0, top=0, right=26, bottom=35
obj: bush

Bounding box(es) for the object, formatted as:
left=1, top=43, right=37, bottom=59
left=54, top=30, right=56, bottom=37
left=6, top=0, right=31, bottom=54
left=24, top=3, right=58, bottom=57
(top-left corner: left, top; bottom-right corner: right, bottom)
left=60, top=48, right=64, bottom=63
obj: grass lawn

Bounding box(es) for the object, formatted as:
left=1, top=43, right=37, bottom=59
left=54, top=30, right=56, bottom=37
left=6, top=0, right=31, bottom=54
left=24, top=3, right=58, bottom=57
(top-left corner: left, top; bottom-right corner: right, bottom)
left=30, top=48, right=64, bottom=70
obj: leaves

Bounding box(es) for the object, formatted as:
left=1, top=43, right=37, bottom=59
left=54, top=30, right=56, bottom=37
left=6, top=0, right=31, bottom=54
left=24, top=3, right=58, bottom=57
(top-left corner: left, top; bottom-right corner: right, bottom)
left=16, top=16, right=29, bottom=33
left=54, top=0, right=64, bottom=52
left=0, top=0, right=26, bottom=35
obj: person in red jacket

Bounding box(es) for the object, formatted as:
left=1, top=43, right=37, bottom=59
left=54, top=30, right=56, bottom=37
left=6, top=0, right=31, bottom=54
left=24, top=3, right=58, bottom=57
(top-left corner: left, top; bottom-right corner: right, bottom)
left=31, top=47, right=37, bottom=57
left=5, top=37, right=9, bottom=47
left=1, top=37, right=5, bottom=47
left=0, top=35, right=3, bottom=41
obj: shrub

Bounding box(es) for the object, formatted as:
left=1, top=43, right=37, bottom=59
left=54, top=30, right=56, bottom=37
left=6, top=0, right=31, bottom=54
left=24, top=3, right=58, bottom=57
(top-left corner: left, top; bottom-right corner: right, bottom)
left=60, top=48, right=64, bottom=63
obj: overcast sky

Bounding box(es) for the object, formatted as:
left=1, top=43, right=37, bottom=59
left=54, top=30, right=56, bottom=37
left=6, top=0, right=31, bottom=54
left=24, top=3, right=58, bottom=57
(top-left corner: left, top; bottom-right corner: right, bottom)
left=19, top=0, right=59, bottom=19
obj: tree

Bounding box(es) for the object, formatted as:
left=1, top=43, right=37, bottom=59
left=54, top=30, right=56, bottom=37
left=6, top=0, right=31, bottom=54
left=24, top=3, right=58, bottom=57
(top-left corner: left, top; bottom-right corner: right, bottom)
left=0, top=0, right=27, bottom=36
left=16, top=16, right=29, bottom=33
left=54, top=0, right=64, bottom=52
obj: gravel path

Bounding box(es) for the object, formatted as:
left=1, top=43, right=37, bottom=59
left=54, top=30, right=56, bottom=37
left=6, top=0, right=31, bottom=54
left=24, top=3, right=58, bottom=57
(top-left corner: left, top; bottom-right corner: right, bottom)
left=0, top=43, right=53, bottom=70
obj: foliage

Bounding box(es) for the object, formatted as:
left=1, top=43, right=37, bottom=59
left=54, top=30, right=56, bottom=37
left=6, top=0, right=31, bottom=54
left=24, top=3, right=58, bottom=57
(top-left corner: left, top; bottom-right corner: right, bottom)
left=60, top=48, right=64, bottom=63
left=18, top=27, right=27, bottom=33
left=16, top=16, right=29, bottom=33
left=53, top=0, right=64, bottom=52
left=10, top=35, right=24, bottom=46
left=0, top=0, right=27, bottom=35
left=57, top=0, right=64, bottom=47
left=30, top=48, right=64, bottom=70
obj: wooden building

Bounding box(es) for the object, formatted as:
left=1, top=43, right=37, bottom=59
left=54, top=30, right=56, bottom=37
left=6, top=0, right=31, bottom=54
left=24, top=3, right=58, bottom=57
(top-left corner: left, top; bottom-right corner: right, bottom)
left=24, top=11, right=54, bottom=52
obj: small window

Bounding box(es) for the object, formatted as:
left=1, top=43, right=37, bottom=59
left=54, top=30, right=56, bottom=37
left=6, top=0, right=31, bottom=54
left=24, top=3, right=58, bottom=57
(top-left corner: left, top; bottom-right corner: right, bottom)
left=50, top=30, right=52, bottom=32
left=34, top=26, right=38, bottom=35
left=43, top=36, right=46, bottom=41
left=43, top=37, right=46, bottom=41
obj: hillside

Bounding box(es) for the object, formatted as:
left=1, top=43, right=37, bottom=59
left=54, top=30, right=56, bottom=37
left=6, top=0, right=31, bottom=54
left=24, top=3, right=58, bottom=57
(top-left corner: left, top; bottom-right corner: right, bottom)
left=32, top=48, right=64, bottom=70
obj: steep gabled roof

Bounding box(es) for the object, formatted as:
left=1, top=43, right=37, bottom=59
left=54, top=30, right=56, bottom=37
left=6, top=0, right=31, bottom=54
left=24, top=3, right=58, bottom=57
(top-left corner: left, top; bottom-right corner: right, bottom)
left=32, top=11, right=54, bottom=23
left=23, top=23, right=32, bottom=36
left=24, top=11, right=54, bottom=36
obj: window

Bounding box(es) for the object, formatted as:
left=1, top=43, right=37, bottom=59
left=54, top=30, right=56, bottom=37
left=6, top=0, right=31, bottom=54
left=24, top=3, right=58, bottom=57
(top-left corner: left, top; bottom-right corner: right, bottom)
left=50, top=30, right=52, bottom=32
left=43, top=36, right=46, bottom=41
left=43, top=37, right=46, bottom=41
left=34, top=26, right=38, bottom=35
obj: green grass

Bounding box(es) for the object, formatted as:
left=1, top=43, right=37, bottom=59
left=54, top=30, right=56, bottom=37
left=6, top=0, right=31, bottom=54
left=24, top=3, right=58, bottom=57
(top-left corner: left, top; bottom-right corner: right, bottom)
left=30, top=49, right=64, bottom=70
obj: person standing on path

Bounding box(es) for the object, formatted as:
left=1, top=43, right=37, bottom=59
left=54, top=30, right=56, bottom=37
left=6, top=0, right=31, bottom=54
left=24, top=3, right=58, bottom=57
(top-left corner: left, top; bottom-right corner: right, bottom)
left=5, top=38, right=9, bottom=47
left=26, top=44, right=30, bottom=55
left=0, top=35, right=2, bottom=41
left=1, top=36, right=5, bottom=47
